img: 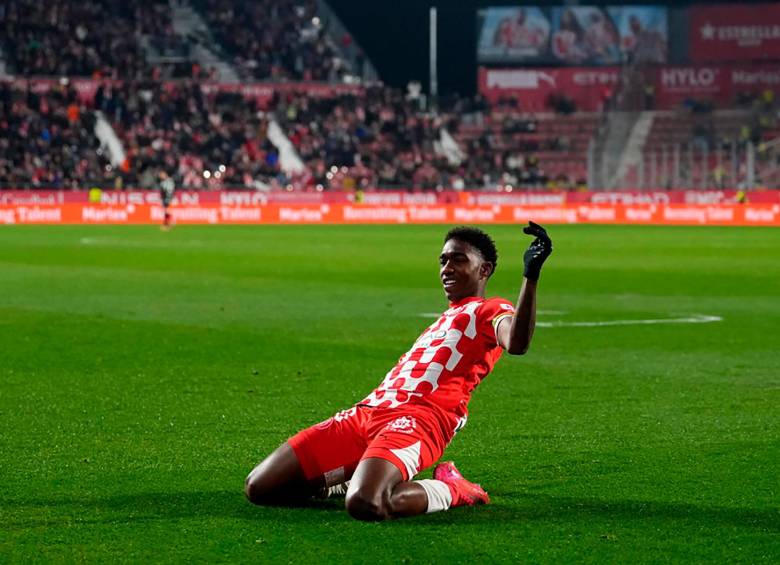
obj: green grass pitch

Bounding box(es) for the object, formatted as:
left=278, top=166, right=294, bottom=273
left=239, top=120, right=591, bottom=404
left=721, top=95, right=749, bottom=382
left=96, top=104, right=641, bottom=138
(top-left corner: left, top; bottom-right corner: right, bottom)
left=1, top=224, right=778, bottom=563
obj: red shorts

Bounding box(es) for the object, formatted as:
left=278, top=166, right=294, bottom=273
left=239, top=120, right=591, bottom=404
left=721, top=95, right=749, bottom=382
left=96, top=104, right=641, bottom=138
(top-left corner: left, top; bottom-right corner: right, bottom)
left=288, top=403, right=455, bottom=483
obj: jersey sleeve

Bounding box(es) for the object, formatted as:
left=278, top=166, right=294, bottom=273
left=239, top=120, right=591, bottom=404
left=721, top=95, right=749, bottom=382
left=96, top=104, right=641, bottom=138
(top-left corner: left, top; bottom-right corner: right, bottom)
left=477, top=297, right=515, bottom=347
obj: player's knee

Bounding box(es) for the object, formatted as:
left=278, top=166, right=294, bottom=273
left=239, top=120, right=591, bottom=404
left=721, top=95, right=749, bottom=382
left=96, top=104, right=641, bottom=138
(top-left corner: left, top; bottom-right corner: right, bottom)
left=244, top=471, right=271, bottom=505
left=244, top=474, right=261, bottom=504
left=345, top=489, right=388, bottom=521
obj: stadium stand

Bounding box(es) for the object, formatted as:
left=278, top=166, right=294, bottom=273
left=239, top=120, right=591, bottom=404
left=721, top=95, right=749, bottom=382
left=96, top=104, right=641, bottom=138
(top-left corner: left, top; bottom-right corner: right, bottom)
left=0, top=0, right=174, bottom=79
left=9, top=78, right=770, bottom=191
left=453, top=103, right=597, bottom=189
left=97, top=81, right=281, bottom=189
left=0, top=0, right=350, bottom=81
left=2, top=2, right=778, bottom=192
left=0, top=77, right=596, bottom=190
left=632, top=110, right=749, bottom=188
left=274, top=86, right=457, bottom=190
left=0, top=82, right=113, bottom=188
left=191, top=0, right=352, bottom=82
left=614, top=90, right=780, bottom=189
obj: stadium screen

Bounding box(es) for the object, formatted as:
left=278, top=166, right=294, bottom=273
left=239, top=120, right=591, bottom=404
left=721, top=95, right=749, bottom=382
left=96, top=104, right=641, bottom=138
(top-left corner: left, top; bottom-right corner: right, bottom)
left=477, top=5, right=668, bottom=66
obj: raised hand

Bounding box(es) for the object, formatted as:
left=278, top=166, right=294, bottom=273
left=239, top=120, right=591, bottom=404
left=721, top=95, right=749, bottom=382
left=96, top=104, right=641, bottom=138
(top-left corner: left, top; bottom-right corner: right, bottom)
left=522, top=221, right=553, bottom=281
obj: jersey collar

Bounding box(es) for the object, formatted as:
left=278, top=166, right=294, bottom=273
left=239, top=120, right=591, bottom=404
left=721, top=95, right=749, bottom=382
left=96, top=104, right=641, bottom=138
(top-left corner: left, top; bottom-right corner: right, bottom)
left=448, top=296, right=484, bottom=308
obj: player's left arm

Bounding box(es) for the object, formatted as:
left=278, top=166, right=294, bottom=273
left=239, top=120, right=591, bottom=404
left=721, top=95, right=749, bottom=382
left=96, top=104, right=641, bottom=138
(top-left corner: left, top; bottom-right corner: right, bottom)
left=496, top=221, right=553, bottom=355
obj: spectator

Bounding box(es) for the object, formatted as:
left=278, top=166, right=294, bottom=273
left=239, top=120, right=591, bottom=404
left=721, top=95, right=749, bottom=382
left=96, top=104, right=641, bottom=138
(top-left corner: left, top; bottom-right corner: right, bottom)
left=1, top=80, right=599, bottom=191
left=192, top=0, right=352, bottom=82
left=0, top=83, right=113, bottom=188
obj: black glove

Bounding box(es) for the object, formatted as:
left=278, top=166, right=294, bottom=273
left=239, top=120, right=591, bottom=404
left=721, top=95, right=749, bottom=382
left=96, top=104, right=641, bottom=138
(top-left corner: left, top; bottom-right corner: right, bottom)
left=522, top=221, right=553, bottom=281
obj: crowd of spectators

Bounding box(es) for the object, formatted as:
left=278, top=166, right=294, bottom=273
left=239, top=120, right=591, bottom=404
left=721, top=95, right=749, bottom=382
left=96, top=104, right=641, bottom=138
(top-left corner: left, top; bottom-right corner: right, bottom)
left=2, top=1, right=777, bottom=192
left=737, top=90, right=780, bottom=146
left=2, top=0, right=359, bottom=83
left=0, top=79, right=592, bottom=190
left=13, top=77, right=780, bottom=191
left=94, top=81, right=282, bottom=189
left=0, top=0, right=177, bottom=79
left=192, top=0, right=352, bottom=82
left=276, top=87, right=456, bottom=189
left=274, top=88, right=591, bottom=190
left=664, top=90, right=780, bottom=151
left=0, top=83, right=113, bottom=188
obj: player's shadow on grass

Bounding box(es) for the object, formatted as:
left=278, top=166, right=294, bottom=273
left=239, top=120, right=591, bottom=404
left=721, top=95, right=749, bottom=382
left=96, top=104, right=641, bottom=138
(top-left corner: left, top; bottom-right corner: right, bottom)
left=5, top=491, right=779, bottom=532
left=3, top=490, right=345, bottom=530
left=420, top=492, right=779, bottom=532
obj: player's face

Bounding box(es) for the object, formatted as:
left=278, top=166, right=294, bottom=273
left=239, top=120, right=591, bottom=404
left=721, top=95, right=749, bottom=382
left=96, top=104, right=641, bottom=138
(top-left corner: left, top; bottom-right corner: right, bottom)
left=439, top=239, right=492, bottom=302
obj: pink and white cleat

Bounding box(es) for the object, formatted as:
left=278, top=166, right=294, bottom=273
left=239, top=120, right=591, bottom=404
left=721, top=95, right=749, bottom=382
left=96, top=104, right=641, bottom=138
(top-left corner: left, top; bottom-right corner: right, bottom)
left=433, top=461, right=490, bottom=507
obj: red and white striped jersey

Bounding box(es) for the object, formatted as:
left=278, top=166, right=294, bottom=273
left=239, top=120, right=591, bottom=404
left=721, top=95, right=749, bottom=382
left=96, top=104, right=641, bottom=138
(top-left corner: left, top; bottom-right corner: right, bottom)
left=360, top=296, right=515, bottom=424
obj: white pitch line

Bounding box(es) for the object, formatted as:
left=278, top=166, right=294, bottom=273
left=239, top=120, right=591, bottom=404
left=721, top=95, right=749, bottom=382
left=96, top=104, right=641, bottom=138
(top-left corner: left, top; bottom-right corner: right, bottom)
left=418, top=312, right=723, bottom=328
left=537, top=314, right=722, bottom=328
left=79, top=237, right=205, bottom=248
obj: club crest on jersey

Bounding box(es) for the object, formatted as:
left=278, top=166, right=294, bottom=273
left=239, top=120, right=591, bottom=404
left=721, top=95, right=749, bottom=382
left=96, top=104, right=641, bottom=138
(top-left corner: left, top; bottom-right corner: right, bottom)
left=386, top=415, right=417, bottom=434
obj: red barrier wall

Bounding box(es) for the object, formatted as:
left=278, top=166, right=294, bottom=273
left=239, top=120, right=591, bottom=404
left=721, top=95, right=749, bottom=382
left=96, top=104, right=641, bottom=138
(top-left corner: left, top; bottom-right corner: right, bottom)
left=2, top=190, right=778, bottom=207
left=1, top=202, right=778, bottom=226
left=2, top=191, right=778, bottom=225
left=478, top=67, right=619, bottom=111
left=655, top=64, right=780, bottom=108
left=480, top=64, right=780, bottom=110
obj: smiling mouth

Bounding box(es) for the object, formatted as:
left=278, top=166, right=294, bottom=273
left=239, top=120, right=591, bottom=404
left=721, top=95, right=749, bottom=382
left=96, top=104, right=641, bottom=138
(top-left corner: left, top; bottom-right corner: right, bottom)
left=442, top=278, right=457, bottom=289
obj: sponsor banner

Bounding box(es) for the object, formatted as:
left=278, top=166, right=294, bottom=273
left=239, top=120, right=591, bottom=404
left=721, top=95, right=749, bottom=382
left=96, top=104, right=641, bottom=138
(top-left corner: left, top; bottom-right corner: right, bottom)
left=359, top=192, right=443, bottom=205
left=655, top=65, right=726, bottom=106
left=0, top=190, right=355, bottom=206
left=2, top=203, right=778, bottom=226
left=477, top=7, right=552, bottom=64
left=1, top=78, right=363, bottom=107
left=481, top=63, right=780, bottom=110
left=89, top=190, right=351, bottom=206
left=654, top=64, right=780, bottom=108
left=552, top=6, right=667, bottom=65
left=566, top=189, right=780, bottom=205
left=461, top=192, right=567, bottom=206
left=689, top=4, right=780, bottom=63
left=2, top=190, right=779, bottom=206
left=606, top=6, right=667, bottom=64
left=196, top=82, right=363, bottom=108
left=478, top=66, right=620, bottom=111
left=0, top=191, right=66, bottom=205
left=551, top=7, right=622, bottom=66
left=0, top=77, right=106, bottom=103
left=477, top=5, right=667, bottom=65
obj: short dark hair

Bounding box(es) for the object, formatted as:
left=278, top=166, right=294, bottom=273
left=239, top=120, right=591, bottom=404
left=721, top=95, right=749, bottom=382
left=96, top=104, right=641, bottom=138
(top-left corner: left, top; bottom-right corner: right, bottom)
left=444, top=226, right=498, bottom=275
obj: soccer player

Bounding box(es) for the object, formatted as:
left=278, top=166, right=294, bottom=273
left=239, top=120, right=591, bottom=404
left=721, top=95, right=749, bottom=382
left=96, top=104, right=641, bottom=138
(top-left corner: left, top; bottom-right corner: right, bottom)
left=158, top=171, right=175, bottom=230
left=245, top=222, right=553, bottom=520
